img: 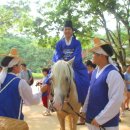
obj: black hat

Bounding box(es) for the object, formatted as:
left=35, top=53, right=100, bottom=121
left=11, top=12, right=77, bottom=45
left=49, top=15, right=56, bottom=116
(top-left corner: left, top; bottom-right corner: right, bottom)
left=101, top=44, right=114, bottom=57
left=64, top=20, right=73, bottom=29
left=1, top=56, right=14, bottom=67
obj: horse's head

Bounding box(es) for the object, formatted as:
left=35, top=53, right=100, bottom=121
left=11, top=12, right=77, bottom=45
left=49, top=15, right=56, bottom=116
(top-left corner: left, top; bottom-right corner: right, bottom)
left=50, top=58, right=75, bottom=111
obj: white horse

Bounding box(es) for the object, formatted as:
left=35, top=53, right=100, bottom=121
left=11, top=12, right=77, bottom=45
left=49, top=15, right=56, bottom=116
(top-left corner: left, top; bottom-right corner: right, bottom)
left=50, top=58, right=81, bottom=130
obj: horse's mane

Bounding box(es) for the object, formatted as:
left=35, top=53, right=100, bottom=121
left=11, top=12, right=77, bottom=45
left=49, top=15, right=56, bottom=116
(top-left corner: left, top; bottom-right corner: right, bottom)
left=52, top=60, right=74, bottom=83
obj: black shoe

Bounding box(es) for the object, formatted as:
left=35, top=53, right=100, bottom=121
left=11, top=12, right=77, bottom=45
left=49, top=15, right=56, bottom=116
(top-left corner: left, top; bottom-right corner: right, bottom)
left=125, top=107, right=129, bottom=110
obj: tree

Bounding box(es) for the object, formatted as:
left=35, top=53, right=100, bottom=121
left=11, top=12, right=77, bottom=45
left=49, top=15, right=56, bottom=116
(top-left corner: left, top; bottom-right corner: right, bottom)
left=0, top=0, right=33, bottom=37
left=32, top=0, right=129, bottom=68
left=32, top=0, right=94, bottom=49
left=0, top=35, right=54, bottom=72
left=0, top=0, right=129, bottom=68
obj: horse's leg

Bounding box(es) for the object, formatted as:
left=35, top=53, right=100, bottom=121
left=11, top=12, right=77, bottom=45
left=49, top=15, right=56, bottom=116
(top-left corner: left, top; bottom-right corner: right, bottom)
left=67, top=115, right=73, bottom=130
left=72, top=115, right=78, bottom=130
left=57, top=113, right=65, bottom=130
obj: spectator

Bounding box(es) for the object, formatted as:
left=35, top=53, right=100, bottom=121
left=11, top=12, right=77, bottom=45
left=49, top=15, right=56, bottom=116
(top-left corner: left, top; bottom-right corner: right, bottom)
left=36, top=68, right=51, bottom=116
left=85, top=60, right=96, bottom=80
left=20, top=63, right=34, bottom=85
left=124, top=65, right=130, bottom=111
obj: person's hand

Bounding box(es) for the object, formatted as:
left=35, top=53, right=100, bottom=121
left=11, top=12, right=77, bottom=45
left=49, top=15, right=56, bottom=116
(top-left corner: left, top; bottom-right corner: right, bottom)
left=79, top=112, right=86, bottom=124
left=36, top=82, right=42, bottom=86
left=80, top=112, right=86, bottom=120
left=91, top=119, right=100, bottom=127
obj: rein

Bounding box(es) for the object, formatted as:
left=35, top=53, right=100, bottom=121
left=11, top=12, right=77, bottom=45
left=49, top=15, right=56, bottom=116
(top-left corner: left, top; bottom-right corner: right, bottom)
left=62, top=65, right=106, bottom=130
left=63, top=102, right=105, bottom=130
left=66, top=63, right=72, bottom=98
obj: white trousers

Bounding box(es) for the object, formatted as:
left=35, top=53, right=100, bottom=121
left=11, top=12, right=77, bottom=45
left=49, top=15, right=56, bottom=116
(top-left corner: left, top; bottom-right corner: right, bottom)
left=87, top=123, right=119, bottom=130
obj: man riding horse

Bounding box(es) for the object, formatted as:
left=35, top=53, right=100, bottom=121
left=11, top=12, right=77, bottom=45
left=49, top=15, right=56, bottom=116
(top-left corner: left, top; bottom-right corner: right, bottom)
left=52, top=20, right=90, bottom=106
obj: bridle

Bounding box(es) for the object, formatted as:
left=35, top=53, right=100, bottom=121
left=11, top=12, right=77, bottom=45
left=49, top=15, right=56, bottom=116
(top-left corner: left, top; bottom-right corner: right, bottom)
left=49, top=63, right=72, bottom=111
left=66, top=63, right=72, bottom=98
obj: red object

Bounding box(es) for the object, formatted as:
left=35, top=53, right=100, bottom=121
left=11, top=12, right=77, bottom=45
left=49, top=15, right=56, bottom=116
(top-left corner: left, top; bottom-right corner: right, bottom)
left=42, top=96, right=48, bottom=108
left=42, top=85, right=50, bottom=108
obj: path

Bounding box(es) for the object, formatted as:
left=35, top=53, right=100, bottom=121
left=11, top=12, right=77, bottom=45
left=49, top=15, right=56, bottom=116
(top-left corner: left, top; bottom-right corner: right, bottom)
left=23, top=104, right=130, bottom=130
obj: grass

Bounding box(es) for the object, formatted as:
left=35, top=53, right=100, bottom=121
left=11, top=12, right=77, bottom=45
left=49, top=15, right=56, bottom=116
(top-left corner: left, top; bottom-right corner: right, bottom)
left=32, top=73, right=43, bottom=79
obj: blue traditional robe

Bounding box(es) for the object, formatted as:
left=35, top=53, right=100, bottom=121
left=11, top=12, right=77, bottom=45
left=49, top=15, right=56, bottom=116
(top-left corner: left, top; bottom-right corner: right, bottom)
left=86, top=65, right=119, bottom=127
left=0, top=73, right=23, bottom=120
left=53, top=37, right=90, bottom=104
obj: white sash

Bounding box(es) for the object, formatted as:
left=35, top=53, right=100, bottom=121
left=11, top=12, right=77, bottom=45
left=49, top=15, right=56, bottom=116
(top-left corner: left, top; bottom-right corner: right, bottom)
left=0, top=77, right=18, bottom=93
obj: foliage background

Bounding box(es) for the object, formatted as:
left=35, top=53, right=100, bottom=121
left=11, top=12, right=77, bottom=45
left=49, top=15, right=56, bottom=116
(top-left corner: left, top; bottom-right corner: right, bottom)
left=0, top=36, right=54, bottom=73
left=0, top=0, right=130, bottom=72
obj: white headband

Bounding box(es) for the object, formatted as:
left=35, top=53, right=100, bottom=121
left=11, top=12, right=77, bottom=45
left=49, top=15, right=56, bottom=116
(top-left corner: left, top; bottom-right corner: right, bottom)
left=93, top=47, right=119, bottom=70
left=8, top=57, right=21, bottom=68
left=93, top=47, right=108, bottom=56
left=0, top=57, right=21, bottom=86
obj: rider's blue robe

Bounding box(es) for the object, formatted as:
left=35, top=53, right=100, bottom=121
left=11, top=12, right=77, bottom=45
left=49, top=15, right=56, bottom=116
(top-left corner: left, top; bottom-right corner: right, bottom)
left=53, top=37, right=90, bottom=104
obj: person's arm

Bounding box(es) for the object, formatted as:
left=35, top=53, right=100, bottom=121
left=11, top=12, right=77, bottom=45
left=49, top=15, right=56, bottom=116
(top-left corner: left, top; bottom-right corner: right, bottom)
left=94, top=70, right=125, bottom=125
left=19, top=79, right=41, bottom=105
left=124, top=74, right=130, bottom=84
left=124, top=73, right=130, bottom=84
left=28, top=70, right=33, bottom=81
left=53, top=41, right=63, bottom=62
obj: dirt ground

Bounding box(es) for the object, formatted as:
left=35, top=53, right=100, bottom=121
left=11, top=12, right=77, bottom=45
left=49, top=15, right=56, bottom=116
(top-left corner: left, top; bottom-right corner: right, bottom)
left=23, top=80, right=130, bottom=130
left=23, top=103, right=130, bottom=130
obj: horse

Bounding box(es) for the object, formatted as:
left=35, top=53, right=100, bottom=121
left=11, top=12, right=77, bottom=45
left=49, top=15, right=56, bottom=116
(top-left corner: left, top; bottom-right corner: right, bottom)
left=50, top=58, right=81, bottom=130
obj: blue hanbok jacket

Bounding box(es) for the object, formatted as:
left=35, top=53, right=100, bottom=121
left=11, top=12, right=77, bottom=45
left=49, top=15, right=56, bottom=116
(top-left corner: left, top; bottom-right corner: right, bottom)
left=0, top=74, right=23, bottom=120
left=53, top=37, right=90, bottom=104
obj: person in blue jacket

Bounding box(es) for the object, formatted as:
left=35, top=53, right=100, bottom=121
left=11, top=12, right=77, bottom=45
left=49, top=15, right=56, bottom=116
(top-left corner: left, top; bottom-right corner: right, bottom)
left=52, top=20, right=90, bottom=105
left=82, top=38, right=125, bottom=130
left=0, top=48, right=41, bottom=120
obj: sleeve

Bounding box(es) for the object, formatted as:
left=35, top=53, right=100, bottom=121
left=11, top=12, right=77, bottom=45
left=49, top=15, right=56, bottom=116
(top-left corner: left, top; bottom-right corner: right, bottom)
left=18, top=79, right=42, bottom=105
left=95, top=70, right=125, bottom=125
left=72, top=41, right=82, bottom=62
left=52, top=41, right=63, bottom=62
left=43, top=75, right=50, bottom=85
left=81, top=87, right=90, bottom=113
left=71, top=40, right=83, bottom=68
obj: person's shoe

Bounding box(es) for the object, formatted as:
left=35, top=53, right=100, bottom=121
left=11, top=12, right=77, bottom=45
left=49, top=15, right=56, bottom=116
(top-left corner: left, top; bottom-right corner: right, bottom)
left=125, top=107, right=129, bottom=110
left=42, top=111, right=51, bottom=116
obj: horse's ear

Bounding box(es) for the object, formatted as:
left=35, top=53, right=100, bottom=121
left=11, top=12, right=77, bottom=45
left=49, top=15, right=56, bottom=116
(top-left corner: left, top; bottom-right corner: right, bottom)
left=67, top=57, right=75, bottom=66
